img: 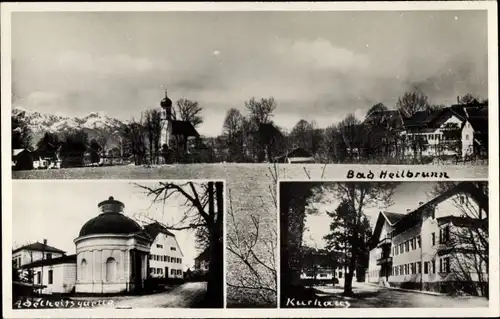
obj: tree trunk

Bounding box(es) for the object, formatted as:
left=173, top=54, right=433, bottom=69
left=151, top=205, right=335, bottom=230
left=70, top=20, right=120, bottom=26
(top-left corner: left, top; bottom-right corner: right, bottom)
left=205, top=182, right=224, bottom=308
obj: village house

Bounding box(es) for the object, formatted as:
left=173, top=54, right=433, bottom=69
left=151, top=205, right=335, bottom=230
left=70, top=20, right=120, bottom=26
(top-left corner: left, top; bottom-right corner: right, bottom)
left=399, top=103, right=488, bottom=159
left=144, top=222, right=184, bottom=279
left=275, top=147, right=316, bottom=164
left=12, top=149, right=34, bottom=171
left=194, top=247, right=210, bottom=274
left=13, top=240, right=66, bottom=269
left=366, top=182, right=488, bottom=295
left=14, top=196, right=186, bottom=295
left=299, top=248, right=355, bottom=286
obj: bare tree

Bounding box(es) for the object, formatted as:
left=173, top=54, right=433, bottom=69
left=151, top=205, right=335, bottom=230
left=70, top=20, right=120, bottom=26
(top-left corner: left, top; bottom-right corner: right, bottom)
left=325, top=182, right=397, bottom=295
left=226, top=192, right=277, bottom=305
left=136, top=181, right=224, bottom=307
left=222, top=108, right=244, bottom=162
left=144, top=109, right=162, bottom=164
left=176, top=98, right=203, bottom=128
left=122, top=118, right=146, bottom=165
left=338, top=114, right=363, bottom=160
left=396, top=91, right=430, bottom=117
left=458, top=94, right=480, bottom=105
left=245, top=97, right=277, bottom=125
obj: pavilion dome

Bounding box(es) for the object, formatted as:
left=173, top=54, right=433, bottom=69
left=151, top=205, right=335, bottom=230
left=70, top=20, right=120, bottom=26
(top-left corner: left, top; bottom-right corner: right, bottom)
left=78, top=196, right=142, bottom=237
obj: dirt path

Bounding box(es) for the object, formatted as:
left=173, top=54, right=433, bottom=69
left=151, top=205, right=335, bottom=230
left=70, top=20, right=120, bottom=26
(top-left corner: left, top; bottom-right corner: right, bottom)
left=100, top=282, right=207, bottom=308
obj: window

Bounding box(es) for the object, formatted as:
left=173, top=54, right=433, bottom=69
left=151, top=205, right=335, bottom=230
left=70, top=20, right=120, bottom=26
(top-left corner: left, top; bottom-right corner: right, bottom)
left=410, top=238, right=415, bottom=250
left=170, top=247, right=176, bottom=251
left=431, top=233, right=436, bottom=246
left=48, top=270, right=53, bottom=284
left=417, top=235, right=421, bottom=249
left=37, top=271, right=41, bottom=284
left=80, top=259, right=88, bottom=280
left=424, top=262, right=429, bottom=274
left=171, top=269, right=175, bottom=275
left=410, top=263, right=415, bottom=274
left=466, top=134, right=469, bottom=140
left=105, top=257, right=117, bottom=282
left=166, top=256, right=170, bottom=262
left=46, top=253, right=52, bottom=260
left=156, top=244, right=163, bottom=248
left=405, top=241, right=409, bottom=252
left=339, top=271, right=342, bottom=278
left=431, top=260, right=436, bottom=274
left=440, top=226, right=450, bottom=243
left=440, top=257, right=450, bottom=273
left=149, top=255, right=153, bottom=260
left=177, top=270, right=182, bottom=275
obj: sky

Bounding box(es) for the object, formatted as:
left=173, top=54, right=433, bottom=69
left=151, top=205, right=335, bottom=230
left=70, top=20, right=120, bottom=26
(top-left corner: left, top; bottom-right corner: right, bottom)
left=12, top=180, right=205, bottom=269
left=303, top=182, right=438, bottom=249
left=11, top=11, right=488, bottom=137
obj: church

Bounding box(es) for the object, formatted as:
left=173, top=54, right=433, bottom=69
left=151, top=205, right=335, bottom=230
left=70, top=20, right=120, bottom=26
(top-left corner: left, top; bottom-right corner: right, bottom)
left=14, top=196, right=184, bottom=295
left=159, top=90, right=200, bottom=163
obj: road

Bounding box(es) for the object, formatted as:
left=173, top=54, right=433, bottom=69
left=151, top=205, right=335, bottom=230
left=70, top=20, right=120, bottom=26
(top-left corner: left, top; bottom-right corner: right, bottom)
left=315, top=282, right=488, bottom=308
left=100, top=282, right=207, bottom=308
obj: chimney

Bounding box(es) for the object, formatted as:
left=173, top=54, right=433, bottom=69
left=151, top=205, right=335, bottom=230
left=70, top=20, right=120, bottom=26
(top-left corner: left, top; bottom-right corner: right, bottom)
left=457, top=95, right=460, bottom=104
left=43, top=239, right=47, bottom=245
left=406, top=208, right=411, bottom=212
left=419, top=201, right=424, bottom=206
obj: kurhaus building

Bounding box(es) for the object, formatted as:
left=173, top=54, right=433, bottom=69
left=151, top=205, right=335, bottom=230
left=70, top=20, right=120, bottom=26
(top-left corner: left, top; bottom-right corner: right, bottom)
left=366, top=182, right=488, bottom=295
left=14, top=196, right=184, bottom=295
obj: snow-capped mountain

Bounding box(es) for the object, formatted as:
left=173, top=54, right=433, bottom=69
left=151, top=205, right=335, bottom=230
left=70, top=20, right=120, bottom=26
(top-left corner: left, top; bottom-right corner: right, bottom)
left=12, top=107, right=126, bottom=146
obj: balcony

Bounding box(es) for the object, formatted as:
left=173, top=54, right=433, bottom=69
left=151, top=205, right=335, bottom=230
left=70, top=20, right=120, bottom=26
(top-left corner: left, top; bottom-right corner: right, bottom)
left=435, top=242, right=452, bottom=256
left=377, top=237, right=392, bottom=248
left=376, top=256, right=393, bottom=265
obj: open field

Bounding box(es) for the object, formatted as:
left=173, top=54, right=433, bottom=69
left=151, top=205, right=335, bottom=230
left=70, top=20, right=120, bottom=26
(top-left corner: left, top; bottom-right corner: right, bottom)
left=11, top=163, right=488, bottom=180
left=11, top=164, right=488, bottom=307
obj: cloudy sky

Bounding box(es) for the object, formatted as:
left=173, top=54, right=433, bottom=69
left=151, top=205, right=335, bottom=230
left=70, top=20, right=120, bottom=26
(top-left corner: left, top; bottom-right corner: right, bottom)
left=12, top=180, right=209, bottom=269
left=303, top=182, right=437, bottom=249
left=11, top=11, right=488, bottom=136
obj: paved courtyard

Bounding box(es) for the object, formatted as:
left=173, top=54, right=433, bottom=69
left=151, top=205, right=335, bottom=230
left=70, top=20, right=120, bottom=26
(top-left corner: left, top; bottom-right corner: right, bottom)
left=315, top=282, right=489, bottom=308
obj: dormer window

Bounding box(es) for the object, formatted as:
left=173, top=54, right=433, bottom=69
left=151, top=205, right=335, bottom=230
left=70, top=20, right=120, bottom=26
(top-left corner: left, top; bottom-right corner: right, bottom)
left=170, top=247, right=176, bottom=251
left=156, top=244, right=163, bottom=249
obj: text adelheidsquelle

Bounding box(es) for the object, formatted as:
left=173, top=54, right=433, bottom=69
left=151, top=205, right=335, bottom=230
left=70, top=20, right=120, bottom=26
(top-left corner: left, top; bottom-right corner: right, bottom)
left=347, top=169, right=450, bottom=180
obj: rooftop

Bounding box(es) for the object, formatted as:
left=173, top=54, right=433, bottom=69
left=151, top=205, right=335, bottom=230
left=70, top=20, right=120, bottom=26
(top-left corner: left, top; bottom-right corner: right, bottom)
left=13, top=242, right=66, bottom=255
left=21, top=254, right=77, bottom=269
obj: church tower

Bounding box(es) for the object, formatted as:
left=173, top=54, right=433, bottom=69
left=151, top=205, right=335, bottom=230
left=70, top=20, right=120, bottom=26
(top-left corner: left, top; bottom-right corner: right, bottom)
left=160, top=90, right=174, bottom=148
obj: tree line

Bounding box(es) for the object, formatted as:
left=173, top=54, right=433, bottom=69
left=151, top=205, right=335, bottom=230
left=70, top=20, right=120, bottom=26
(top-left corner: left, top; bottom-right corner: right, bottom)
left=12, top=91, right=487, bottom=167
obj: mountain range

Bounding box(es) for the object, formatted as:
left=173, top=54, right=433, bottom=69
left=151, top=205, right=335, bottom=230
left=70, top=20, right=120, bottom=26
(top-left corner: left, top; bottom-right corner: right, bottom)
left=12, top=107, right=126, bottom=147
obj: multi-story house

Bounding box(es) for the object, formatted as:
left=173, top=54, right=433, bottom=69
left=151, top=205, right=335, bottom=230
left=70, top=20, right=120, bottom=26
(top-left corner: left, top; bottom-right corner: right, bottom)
left=399, top=103, right=488, bottom=159
left=366, top=182, right=488, bottom=295
left=194, top=247, right=209, bottom=274
left=144, top=222, right=184, bottom=279
left=12, top=240, right=66, bottom=269
left=298, top=248, right=355, bottom=286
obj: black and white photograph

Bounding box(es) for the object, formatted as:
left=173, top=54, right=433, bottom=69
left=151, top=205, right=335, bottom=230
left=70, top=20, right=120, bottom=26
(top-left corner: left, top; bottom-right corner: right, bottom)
left=2, top=1, right=498, bottom=317
left=9, top=10, right=489, bottom=177
left=11, top=180, right=224, bottom=309
left=279, top=180, right=489, bottom=308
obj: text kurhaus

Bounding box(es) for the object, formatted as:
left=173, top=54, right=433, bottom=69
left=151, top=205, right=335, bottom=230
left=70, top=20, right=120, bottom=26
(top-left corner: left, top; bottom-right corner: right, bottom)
left=285, top=297, right=350, bottom=308
left=347, top=169, right=450, bottom=180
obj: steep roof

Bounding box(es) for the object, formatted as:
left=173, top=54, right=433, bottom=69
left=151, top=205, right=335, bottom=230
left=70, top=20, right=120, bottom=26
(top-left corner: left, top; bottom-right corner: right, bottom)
left=13, top=242, right=66, bottom=254
left=21, top=254, right=76, bottom=269
left=275, top=147, right=313, bottom=162
left=171, top=120, right=199, bottom=137
left=143, top=222, right=175, bottom=241
left=370, top=181, right=488, bottom=249
left=195, top=247, right=210, bottom=262
left=468, top=118, right=488, bottom=134
left=12, top=149, right=31, bottom=157
left=381, top=211, right=405, bottom=225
